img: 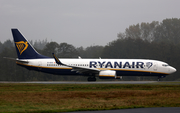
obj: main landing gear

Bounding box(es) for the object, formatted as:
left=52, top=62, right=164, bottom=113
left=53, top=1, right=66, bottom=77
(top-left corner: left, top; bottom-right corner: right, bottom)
left=157, top=76, right=166, bottom=81
left=87, top=76, right=96, bottom=81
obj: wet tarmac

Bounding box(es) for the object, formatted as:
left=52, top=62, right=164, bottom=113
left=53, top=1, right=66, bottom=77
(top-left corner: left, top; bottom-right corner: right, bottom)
left=0, top=81, right=158, bottom=84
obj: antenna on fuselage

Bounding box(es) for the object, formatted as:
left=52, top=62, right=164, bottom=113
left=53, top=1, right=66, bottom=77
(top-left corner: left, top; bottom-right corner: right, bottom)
left=78, top=56, right=82, bottom=59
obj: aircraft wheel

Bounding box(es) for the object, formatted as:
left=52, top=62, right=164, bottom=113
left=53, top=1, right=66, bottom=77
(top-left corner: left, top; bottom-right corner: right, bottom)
left=87, top=76, right=96, bottom=82
left=158, top=76, right=160, bottom=81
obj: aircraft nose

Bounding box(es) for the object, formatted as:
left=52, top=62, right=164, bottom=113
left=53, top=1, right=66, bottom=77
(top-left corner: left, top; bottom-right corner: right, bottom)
left=169, top=66, right=176, bottom=74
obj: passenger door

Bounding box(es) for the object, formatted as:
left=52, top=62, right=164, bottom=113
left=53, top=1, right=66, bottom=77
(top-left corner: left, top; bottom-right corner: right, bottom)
left=153, top=62, right=158, bottom=71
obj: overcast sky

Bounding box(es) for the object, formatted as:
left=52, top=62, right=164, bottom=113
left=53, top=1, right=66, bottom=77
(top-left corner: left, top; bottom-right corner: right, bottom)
left=1, top=0, right=180, bottom=47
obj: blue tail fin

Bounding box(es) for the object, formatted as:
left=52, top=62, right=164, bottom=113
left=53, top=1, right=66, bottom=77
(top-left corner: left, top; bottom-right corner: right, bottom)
left=12, top=29, right=49, bottom=59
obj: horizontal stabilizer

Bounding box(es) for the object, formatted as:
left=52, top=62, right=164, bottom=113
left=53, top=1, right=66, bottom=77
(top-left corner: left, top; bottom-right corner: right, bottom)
left=3, top=57, right=29, bottom=63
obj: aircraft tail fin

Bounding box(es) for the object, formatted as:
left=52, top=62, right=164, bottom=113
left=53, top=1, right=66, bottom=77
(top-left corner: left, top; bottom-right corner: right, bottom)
left=11, top=29, right=49, bottom=59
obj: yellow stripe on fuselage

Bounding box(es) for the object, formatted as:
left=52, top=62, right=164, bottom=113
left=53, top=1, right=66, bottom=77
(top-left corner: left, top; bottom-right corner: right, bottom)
left=97, top=68, right=169, bottom=75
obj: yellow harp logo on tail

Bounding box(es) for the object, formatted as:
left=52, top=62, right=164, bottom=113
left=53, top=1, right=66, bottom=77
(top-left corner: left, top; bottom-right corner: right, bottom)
left=15, top=41, right=28, bottom=55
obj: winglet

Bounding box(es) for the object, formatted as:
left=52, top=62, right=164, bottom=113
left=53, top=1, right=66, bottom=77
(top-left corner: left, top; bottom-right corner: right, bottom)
left=52, top=53, right=63, bottom=65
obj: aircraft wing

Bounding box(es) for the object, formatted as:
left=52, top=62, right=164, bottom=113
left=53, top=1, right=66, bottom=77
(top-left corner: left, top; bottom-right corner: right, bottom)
left=52, top=53, right=100, bottom=74
left=70, top=66, right=100, bottom=74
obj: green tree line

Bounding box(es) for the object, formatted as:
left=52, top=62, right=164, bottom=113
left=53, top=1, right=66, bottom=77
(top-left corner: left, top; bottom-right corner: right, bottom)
left=0, top=18, right=180, bottom=81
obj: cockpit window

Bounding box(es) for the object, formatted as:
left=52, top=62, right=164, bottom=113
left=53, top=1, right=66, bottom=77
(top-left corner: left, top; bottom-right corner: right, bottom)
left=162, top=64, right=169, bottom=67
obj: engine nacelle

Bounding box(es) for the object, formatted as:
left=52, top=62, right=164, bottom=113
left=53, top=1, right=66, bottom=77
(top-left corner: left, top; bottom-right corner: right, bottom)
left=99, top=70, right=117, bottom=79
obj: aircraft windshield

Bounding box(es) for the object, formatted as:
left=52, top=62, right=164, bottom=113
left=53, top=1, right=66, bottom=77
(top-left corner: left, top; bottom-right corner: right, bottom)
left=162, top=64, right=169, bottom=67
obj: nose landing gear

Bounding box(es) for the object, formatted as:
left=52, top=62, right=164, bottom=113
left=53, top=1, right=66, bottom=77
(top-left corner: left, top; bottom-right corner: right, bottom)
left=157, top=75, right=166, bottom=81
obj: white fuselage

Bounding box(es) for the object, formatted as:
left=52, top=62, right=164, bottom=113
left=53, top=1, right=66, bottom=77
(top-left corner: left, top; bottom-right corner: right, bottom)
left=16, top=58, right=176, bottom=77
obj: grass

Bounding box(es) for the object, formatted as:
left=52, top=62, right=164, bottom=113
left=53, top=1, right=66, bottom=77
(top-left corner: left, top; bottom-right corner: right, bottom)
left=0, top=83, right=180, bottom=112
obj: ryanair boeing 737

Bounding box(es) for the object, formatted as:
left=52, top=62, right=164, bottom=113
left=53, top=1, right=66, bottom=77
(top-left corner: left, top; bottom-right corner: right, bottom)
left=6, top=29, right=176, bottom=81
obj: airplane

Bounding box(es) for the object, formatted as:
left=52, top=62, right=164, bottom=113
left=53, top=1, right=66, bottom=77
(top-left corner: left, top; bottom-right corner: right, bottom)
left=5, top=29, right=176, bottom=81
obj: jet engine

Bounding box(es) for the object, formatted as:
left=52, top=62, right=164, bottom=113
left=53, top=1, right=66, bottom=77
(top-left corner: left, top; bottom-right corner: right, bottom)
left=99, top=70, right=118, bottom=79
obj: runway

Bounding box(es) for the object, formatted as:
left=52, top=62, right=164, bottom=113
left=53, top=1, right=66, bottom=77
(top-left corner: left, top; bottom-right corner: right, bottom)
left=1, top=81, right=180, bottom=85
left=0, top=81, right=158, bottom=84
left=1, top=81, right=180, bottom=84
